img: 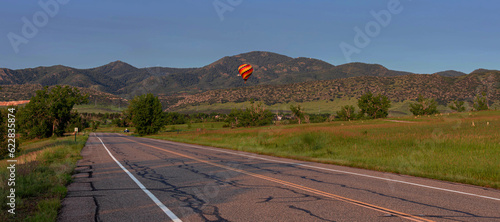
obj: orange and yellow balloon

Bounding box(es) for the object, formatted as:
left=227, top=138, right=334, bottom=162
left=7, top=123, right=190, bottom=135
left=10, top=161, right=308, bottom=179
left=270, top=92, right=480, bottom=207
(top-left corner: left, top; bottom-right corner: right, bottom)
left=238, top=64, right=253, bottom=83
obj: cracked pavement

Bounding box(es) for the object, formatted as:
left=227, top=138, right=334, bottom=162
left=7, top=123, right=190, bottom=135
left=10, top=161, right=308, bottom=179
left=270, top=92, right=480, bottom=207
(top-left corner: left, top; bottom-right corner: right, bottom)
left=58, top=133, right=500, bottom=222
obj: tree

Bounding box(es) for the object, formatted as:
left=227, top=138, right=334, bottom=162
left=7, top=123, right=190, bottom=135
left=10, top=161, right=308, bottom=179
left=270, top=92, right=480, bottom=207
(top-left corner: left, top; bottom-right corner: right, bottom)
left=473, top=92, right=489, bottom=111
left=307, top=113, right=330, bottom=123
left=128, top=93, right=165, bottom=136
left=101, top=113, right=110, bottom=124
left=357, top=92, right=391, bottom=119
left=18, top=86, right=88, bottom=139
left=336, top=105, right=357, bottom=121
left=224, top=102, right=274, bottom=127
left=290, top=104, right=305, bottom=124
left=449, top=100, right=465, bottom=112
left=164, top=112, right=186, bottom=125
left=66, top=111, right=90, bottom=132
left=111, top=114, right=131, bottom=127
left=409, top=94, right=439, bottom=116
left=91, top=121, right=101, bottom=132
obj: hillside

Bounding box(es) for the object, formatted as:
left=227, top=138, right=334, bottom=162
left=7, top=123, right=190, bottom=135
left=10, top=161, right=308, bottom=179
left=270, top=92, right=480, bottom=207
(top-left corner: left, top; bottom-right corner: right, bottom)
left=432, top=70, right=467, bottom=77
left=2, top=70, right=498, bottom=114
left=0, top=51, right=420, bottom=98
left=2, top=51, right=498, bottom=113
left=0, top=84, right=128, bottom=107
left=163, top=69, right=500, bottom=111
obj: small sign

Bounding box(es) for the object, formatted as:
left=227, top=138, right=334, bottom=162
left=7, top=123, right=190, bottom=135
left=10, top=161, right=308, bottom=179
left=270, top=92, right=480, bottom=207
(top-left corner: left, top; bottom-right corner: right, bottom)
left=74, top=127, right=78, bottom=132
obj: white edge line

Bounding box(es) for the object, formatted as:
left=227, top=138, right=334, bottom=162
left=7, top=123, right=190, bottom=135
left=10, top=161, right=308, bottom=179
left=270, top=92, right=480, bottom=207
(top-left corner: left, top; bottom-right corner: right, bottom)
left=96, top=135, right=182, bottom=222
left=150, top=138, right=500, bottom=202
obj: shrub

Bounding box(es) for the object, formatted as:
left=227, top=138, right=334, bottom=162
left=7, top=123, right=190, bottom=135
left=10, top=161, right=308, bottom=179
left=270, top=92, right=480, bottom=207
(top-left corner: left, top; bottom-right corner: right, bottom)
left=357, top=92, right=391, bottom=119
left=473, top=92, right=489, bottom=111
left=290, top=104, right=305, bottom=124
left=449, top=100, right=466, bottom=112
left=409, top=94, right=439, bottom=116
left=336, top=105, right=357, bottom=121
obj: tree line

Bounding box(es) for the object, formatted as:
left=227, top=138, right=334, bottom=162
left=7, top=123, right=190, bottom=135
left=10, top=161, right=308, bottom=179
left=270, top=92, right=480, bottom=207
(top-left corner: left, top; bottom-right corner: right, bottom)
left=1, top=85, right=493, bottom=157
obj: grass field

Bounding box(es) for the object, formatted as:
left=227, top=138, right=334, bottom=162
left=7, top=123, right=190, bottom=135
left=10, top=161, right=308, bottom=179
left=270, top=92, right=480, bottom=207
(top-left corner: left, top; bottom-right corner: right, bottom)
left=173, top=98, right=362, bottom=114
left=171, top=98, right=499, bottom=116
left=0, top=135, right=88, bottom=222
left=73, top=104, right=126, bottom=113
left=147, top=110, right=500, bottom=189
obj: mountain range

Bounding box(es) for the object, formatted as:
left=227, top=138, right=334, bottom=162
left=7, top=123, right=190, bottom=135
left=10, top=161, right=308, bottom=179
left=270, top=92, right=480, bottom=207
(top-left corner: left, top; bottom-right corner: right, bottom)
left=0, top=51, right=469, bottom=99
left=1, top=51, right=497, bottom=113
left=162, top=69, right=499, bottom=111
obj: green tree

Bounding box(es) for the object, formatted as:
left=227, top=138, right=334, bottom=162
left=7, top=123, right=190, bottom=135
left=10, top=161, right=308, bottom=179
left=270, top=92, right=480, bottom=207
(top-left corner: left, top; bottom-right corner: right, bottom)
left=449, top=100, right=466, bottom=112
left=357, top=92, right=391, bottom=119
left=290, top=104, right=305, bottom=124
left=18, top=86, right=88, bottom=139
left=473, top=92, right=489, bottom=111
left=308, top=113, right=329, bottom=123
left=409, top=94, right=439, bottom=116
left=66, top=111, right=90, bottom=132
left=91, top=120, right=101, bottom=132
left=111, top=114, right=130, bottom=127
left=102, top=113, right=110, bottom=124
left=128, top=93, right=165, bottom=136
left=336, top=105, right=357, bottom=121
left=224, top=102, right=274, bottom=127
left=164, top=112, right=186, bottom=125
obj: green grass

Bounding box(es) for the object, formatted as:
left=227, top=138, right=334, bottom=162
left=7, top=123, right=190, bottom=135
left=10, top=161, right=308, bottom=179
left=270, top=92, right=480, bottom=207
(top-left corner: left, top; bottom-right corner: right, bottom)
left=0, top=135, right=88, bottom=221
left=171, top=98, right=500, bottom=117
left=71, top=97, right=500, bottom=119
left=73, top=104, right=125, bottom=113
left=147, top=110, right=500, bottom=189
left=172, top=98, right=359, bottom=114
left=165, top=122, right=226, bottom=131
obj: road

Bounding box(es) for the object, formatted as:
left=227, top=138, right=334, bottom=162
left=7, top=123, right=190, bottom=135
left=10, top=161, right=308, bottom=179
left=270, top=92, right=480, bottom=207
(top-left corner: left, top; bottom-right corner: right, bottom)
left=58, top=133, right=500, bottom=222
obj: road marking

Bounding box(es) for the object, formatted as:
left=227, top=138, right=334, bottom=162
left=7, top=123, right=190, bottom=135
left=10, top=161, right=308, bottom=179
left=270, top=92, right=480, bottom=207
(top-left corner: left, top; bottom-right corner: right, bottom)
left=125, top=137, right=434, bottom=222
left=150, top=138, right=500, bottom=202
left=96, top=136, right=182, bottom=222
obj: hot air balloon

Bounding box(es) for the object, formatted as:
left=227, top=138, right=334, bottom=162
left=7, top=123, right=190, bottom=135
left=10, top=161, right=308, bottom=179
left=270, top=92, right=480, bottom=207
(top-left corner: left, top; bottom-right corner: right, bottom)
left=238, top=64, right=253, bottom=83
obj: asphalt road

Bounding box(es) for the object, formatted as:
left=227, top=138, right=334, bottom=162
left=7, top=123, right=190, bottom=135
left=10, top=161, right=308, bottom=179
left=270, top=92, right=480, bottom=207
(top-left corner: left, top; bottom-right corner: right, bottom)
left=58, top=133, right=500, bottom=222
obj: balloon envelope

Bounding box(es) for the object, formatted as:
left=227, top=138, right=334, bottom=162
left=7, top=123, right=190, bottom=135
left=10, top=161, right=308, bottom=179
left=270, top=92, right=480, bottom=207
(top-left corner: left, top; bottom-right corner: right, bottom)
left=238, top=64, right=253, bottom=82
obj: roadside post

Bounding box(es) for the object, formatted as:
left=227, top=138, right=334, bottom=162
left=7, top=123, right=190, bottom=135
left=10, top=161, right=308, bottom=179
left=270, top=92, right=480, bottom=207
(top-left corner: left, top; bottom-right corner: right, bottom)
left=74, top=127, right=78, bottom=142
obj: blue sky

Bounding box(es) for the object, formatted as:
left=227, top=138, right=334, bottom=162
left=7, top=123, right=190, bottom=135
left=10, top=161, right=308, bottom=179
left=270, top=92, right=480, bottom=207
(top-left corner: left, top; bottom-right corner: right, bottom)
left=1, top=0, right=499, bottom=74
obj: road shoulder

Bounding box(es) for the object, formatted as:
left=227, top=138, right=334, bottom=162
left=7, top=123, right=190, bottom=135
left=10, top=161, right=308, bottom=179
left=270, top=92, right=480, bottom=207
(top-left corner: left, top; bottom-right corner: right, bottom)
left=57, top=137, right=97, bottom=222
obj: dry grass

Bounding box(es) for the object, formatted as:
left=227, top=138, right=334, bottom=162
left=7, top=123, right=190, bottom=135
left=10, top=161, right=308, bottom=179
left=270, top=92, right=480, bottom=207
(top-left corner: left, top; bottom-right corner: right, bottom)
left=0, top=135, right=88, bottom=221
left=149, top=110, right=500, bottom=189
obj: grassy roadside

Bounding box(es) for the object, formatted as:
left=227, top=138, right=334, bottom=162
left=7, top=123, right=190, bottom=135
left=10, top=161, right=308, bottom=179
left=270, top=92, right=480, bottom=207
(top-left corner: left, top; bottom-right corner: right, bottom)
left=0, top=135, right=88, bottom=222
left=147, top=111, right=500, bottom=189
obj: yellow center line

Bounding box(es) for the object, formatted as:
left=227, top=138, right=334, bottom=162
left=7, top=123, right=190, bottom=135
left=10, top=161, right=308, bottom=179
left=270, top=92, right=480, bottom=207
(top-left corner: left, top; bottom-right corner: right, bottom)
left=123, top=137, right=434, bottom=222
